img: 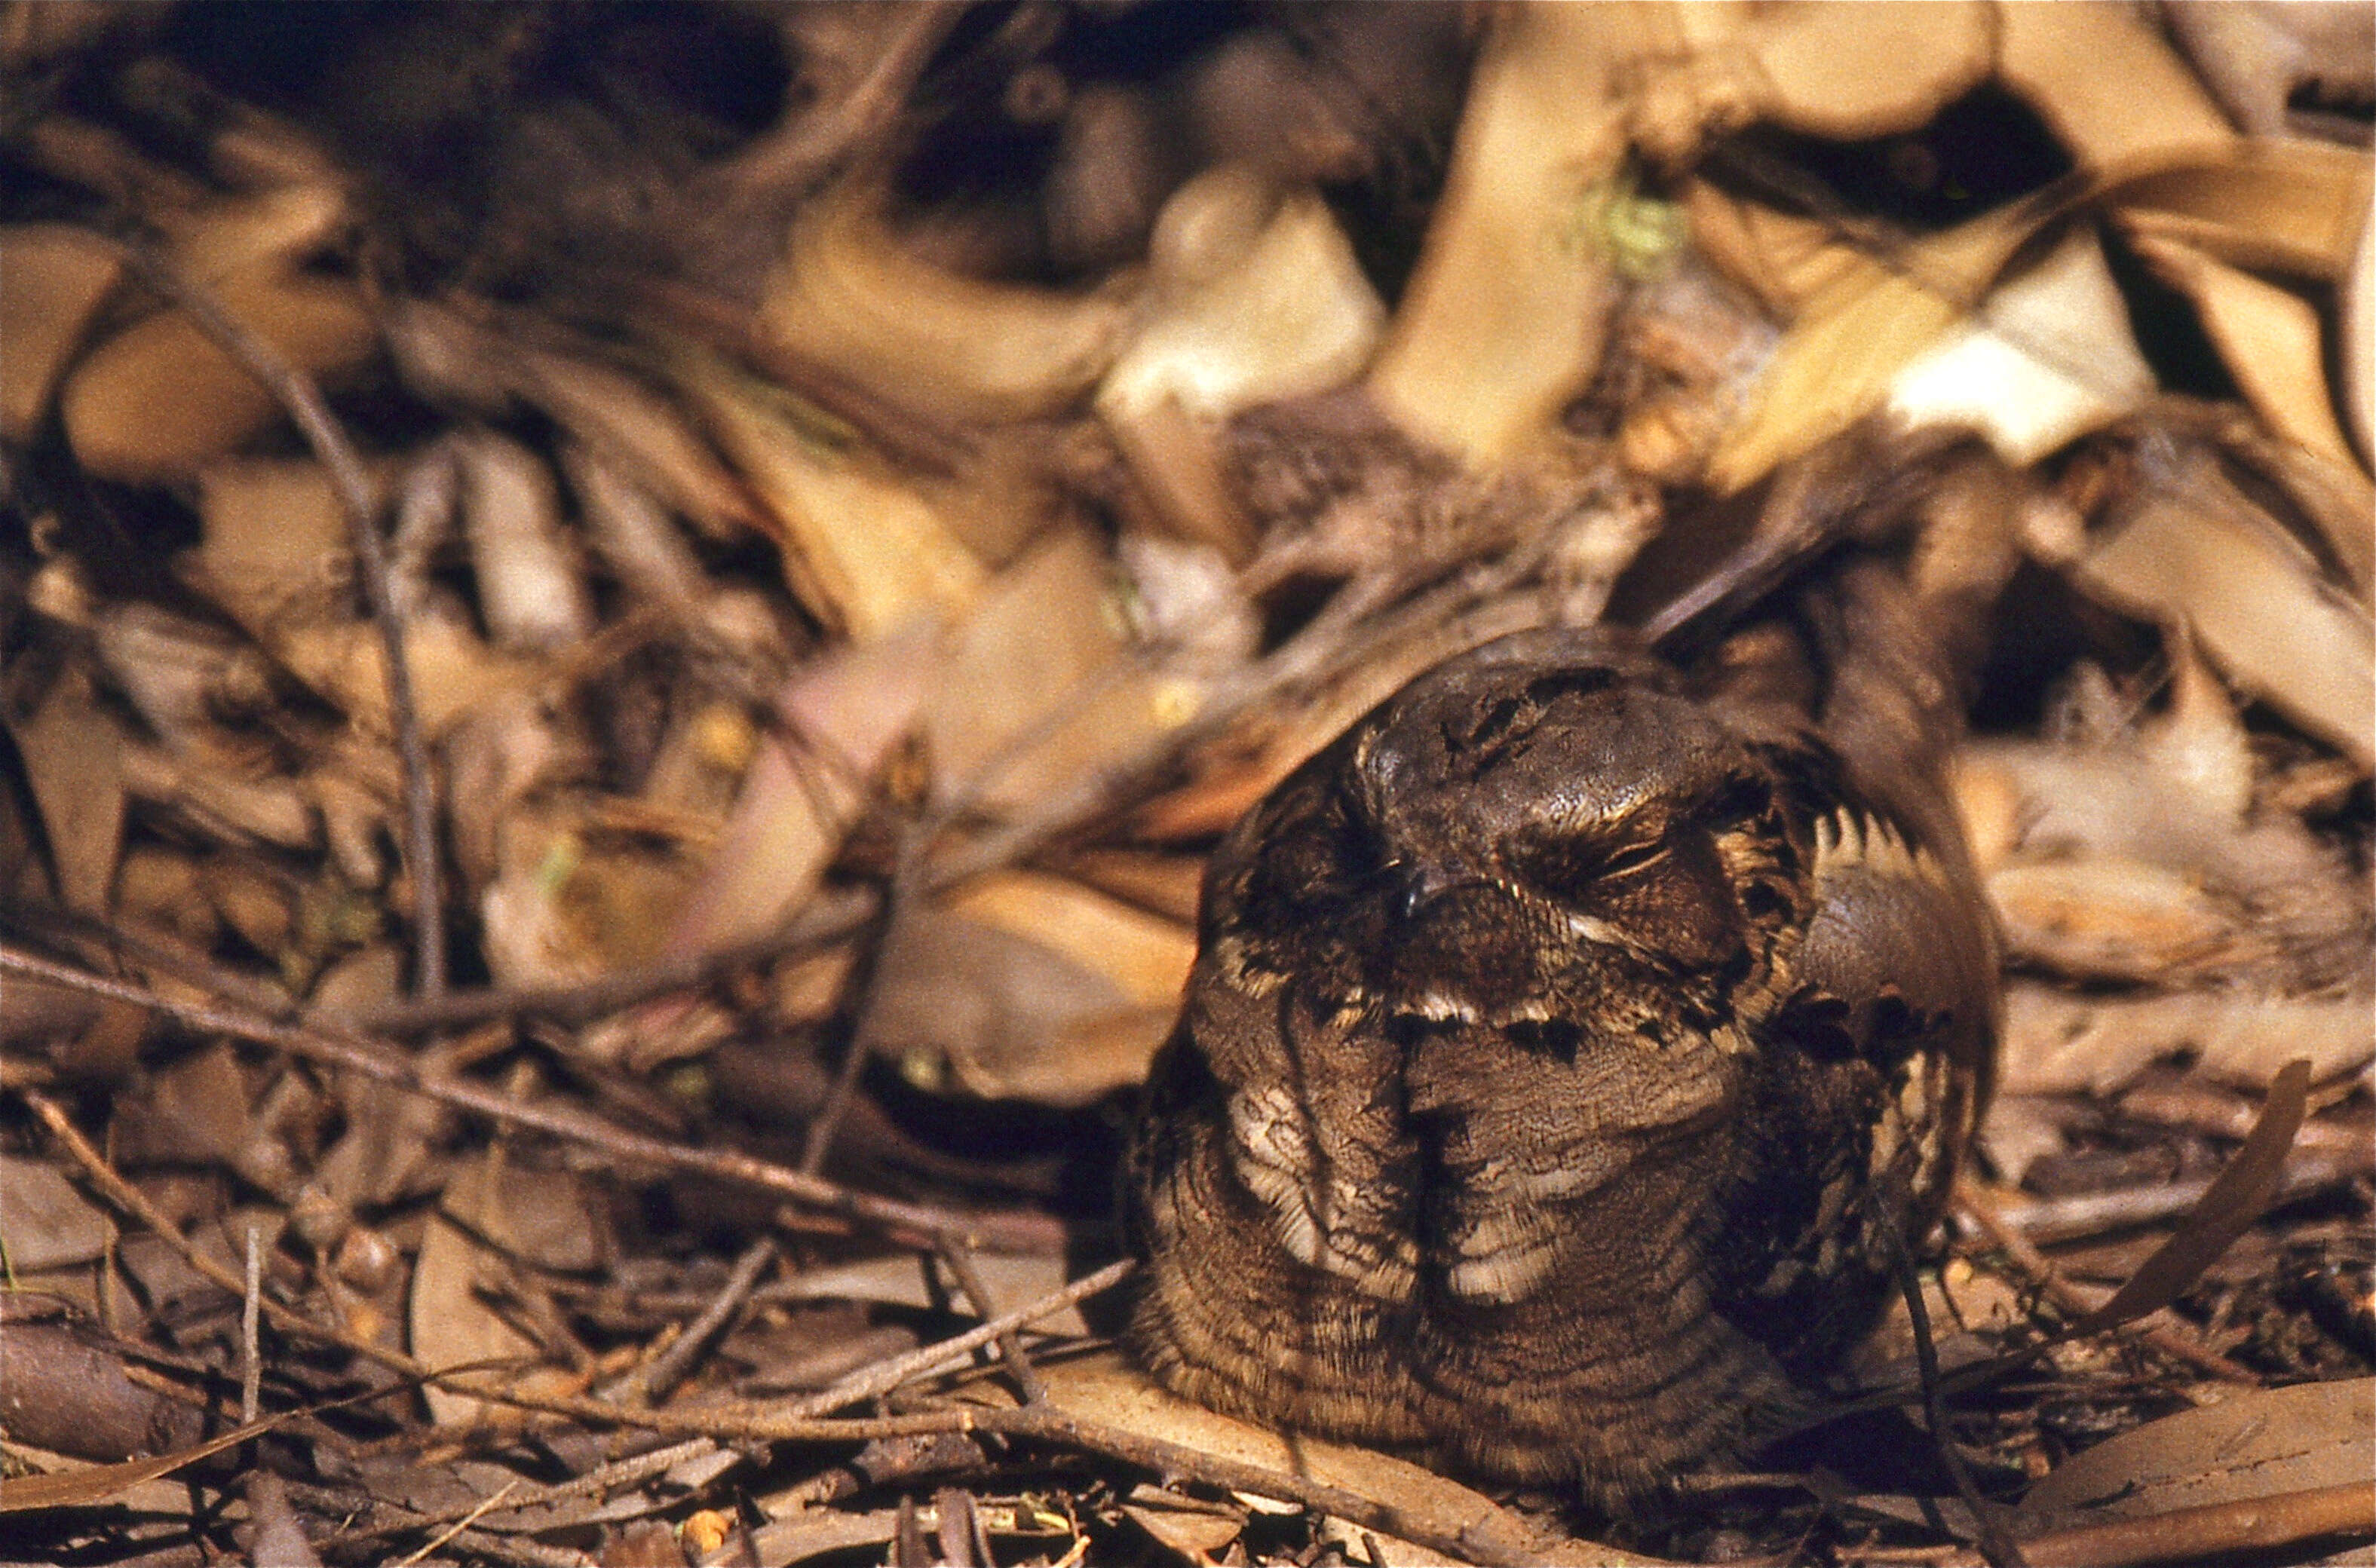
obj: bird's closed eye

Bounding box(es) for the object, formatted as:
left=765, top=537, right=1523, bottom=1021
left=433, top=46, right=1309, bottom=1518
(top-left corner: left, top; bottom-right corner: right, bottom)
left=1597, top=838, right=1669, bottom=878
left=1518, top=831, right=1669, bottom=901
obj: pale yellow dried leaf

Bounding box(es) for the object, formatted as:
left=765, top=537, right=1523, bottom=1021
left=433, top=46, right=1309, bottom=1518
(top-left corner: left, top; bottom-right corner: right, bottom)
left=63, top=270, right=377, bottom=483
left=761, top=179, right=1131, bottom=426
left=1369, top=3, right=1671, bottom=470
left=2347, top=204, right=2372, bottom=465
left=0, top=225, right=121, bottom=439
left=2073, top=488, right=2374, bottom=769
left=1642, top=1, right=1991, bottom=149
left=2133, top=234, right=2357, bottom=468
left=3, top=664, right=124, bottom=912
left=1886, top=224, right=2155, bottom=467
left=2000, top=984, right=2373, bottom=1095
left=412, top=1148, right=549, bottom=1430
left=680, top=354, right=984, bottom=641
left=1704, top=204, right=2033, bottom=492
left=924, top=527, right=1188, bottom=815
left=667, top=623, right=937, bottom=957
left=2106, top=138, right=2371, bottom=282
left=454, top=430, right=594, bottom=651
left=1994, top=0, right=2236, bottom=168
left=1102, top=170, right=1384, bottom=426
left=2018, top=1379, right=2374, bottom=1533
left=1985, top=857, right=2249, bottom=982
left=945, top=870, right=1194, bottom=1013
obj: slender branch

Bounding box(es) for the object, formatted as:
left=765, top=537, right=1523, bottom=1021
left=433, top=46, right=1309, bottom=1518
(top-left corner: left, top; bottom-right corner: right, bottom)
left=937, top=1236, right=1050, bottom=1405
left=1875, top=1199, right=2026, bottom=1568
left=1954, top=1187, right=2258, bottom=1384
left=0, top=944, right=1060, bottom=1253
left=605, top=1236, right=777, bottom=1406
left=108, top=233, right=448, bottom=1000
left=347, top=887, right=880, bottom=1036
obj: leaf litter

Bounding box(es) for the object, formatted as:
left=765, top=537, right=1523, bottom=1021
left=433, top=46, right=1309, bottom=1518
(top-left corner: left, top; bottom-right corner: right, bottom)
left=0, top=4, right=2369, bottom=1566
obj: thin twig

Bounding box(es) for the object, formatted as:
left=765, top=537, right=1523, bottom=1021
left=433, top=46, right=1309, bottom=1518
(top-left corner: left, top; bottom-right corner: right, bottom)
left=108, top=234, right=447, bottom=1000
left=936, top=1236, right=1049, bottom=1404
left=241, top=1225, right=263, bottom=1425
left=800, top=825, right=926, bottom=1175
left=344, top=571, right=1547, bottom=1043
left=1978, top=1151, right=2359, bottom=1247
left=970, top=1403, right=1544, bottom=1568
left=347, top=887, right=880, bottom=1036
left=607, top=1236, right=777, bottom=1406
left=391, top=1479, right=522, bottom=1568
left=762, top=1258, right=1130, bottom=1423
left=0, top=944, right=1060, bottom=1252
left=1955, top=1187, right=2259, bottom=1384
left=19, top=1083, right=1124, bottom=1448
left=1875, top=1201, right=2026, bottom=1568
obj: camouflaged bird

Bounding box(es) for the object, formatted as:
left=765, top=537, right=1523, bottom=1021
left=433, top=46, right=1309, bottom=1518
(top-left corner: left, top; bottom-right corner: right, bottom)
left=1125, top=580, right=1999, bottom=1505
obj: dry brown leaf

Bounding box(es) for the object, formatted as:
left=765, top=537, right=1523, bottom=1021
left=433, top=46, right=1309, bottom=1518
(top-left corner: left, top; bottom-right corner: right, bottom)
left=479, top=808, right=697, bottom=996
left=2068, top=464, right=2374, bottom=770
left=869, top=871, right=1193, bottom=1107
left=665, top=623, right=934, bottom=959
left=944, top=871, right=1194, bottom=1017
left=1993, top=0, right=2237, bottom=168
left=2018, top=1377, right=2374, bottom=1534
left=1121, top=1484, right=1246, bottom=1560
left=679, top=351, right=986, bottom=641
left=155, top=178, right=346, bottom=286
left=2000, top=984, right=2372, bottom=1096
left=3, top=662, right=125, bottom=913
left=756, top=1251, right=1084, bottom=1336
left=385, top=298, right=765, bottom=539
left=62, top=271, right=378, bottom=483
left=0, top=1409, right=297, bottom=1515
left=2071, top=1058, right=2307, bottom=1334
left=0, top=1154, right=113, bottom=1270
left=1367, top=2, right=1664, bottom=470
left=759, top=178, right=1132, bottom=427
left=922, top=527, right=1191, bottom=816
left=194, top=456, right=528, bottom=734
left=2133, top=234, right=2359, bottom=469
left=410, top=1147, right=551, bottom=1430
left=0, top=223, right=122, bottom=439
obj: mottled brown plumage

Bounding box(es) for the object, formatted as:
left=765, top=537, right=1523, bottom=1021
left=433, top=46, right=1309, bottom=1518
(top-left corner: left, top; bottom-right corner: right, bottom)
left=1125, top=611, right=1997, bottom=1505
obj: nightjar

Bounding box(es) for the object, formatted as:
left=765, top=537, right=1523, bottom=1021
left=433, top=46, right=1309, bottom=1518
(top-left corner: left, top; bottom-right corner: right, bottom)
left=1125, top=603, right=1998, bottom=1504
